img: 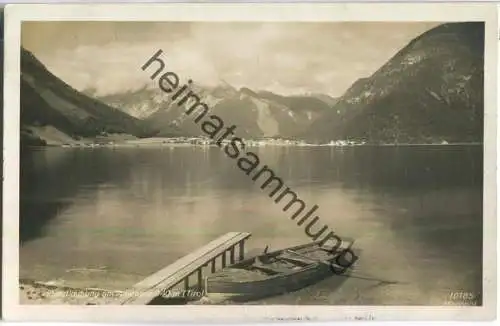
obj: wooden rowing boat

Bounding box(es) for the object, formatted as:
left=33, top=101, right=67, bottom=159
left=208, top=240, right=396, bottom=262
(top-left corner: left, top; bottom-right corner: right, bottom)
left=204, top=239, right=355, bottom=302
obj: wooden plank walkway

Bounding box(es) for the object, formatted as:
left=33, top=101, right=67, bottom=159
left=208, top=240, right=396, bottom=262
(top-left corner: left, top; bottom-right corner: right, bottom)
left=120, top=232, right=252, bottom=305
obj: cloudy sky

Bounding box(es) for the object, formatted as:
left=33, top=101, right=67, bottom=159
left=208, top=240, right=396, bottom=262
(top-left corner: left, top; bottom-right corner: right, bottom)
left=22, top=21, right=440, bottom=97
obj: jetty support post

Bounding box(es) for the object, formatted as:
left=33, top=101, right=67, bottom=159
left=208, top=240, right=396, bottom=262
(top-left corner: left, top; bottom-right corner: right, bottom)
left=197, top=268, right=203, bottom=289
left=211, top=257, right=216, bottom=273
left=239, top=240, right=245, bottom=261
left=230, top=246, right=235, bottom=264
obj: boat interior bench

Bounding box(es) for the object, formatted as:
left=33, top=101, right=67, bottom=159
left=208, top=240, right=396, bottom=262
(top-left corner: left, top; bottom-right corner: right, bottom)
left=252, top=264, right=292, bottom=275
left=281, top=250, right=320, bottom=264
left=279, top=255, right=314, bottom=267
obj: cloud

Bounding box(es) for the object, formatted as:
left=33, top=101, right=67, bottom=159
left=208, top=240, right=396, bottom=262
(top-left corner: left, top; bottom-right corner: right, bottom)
left=22, top=21, right=441, bottom=97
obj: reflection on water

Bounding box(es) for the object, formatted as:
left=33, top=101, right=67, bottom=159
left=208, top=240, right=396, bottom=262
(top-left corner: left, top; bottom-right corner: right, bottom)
left=20, top=145, right=483, bottom=305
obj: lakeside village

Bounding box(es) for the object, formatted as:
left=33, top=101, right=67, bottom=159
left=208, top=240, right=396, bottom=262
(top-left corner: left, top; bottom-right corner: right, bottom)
left=57, top=136, right=461, bottom=149
left=61, top=136, right=369, bottom=148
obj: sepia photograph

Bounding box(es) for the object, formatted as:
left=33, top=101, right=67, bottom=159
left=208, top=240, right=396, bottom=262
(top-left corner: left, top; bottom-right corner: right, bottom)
left=2, top=2, right=497, bottom=322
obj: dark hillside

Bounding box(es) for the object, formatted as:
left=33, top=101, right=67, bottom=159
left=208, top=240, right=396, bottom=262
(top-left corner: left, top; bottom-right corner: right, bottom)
left=305, top=22, right=484, bottom=144
left=20, top=48, right=155, bottom=146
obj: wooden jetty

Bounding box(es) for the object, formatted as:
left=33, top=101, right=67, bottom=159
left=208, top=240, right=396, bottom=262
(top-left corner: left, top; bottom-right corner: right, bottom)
left=119, top=232, right=252, bottom=305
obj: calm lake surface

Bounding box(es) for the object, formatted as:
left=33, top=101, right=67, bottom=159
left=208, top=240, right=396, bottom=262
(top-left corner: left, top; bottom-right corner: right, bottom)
left=20, top=145, right=483, bottom=305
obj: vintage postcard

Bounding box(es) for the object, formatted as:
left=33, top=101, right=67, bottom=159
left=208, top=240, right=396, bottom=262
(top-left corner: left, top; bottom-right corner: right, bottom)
left=2, top=2, right=497, bottom=322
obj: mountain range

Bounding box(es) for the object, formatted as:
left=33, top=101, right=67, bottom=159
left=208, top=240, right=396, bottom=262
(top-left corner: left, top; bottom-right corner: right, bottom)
left=88, top=82, right=335, bottom=139
left=20, top=22, right=484, bottom=145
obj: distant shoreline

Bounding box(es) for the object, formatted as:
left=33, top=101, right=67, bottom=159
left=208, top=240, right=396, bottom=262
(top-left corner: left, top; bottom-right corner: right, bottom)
left=28, top=139, right=483, bottom=149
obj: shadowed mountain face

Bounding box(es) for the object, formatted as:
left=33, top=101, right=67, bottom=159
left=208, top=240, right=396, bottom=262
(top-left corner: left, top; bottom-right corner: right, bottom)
left=95, top=83, right=334, bottom=139
left=304, top=22, right=484, bottom=143
left=20, top=48, right=155, bottom=146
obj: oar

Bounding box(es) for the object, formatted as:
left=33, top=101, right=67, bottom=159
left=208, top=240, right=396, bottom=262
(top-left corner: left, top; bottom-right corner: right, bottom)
left=283, top=250, right=407, bottom=285
left=339, top=272, right=409, bottom=285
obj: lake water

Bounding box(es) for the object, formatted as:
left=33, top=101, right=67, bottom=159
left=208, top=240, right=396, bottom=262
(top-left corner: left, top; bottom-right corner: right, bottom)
left=19, top=145, right=483, bottom=305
